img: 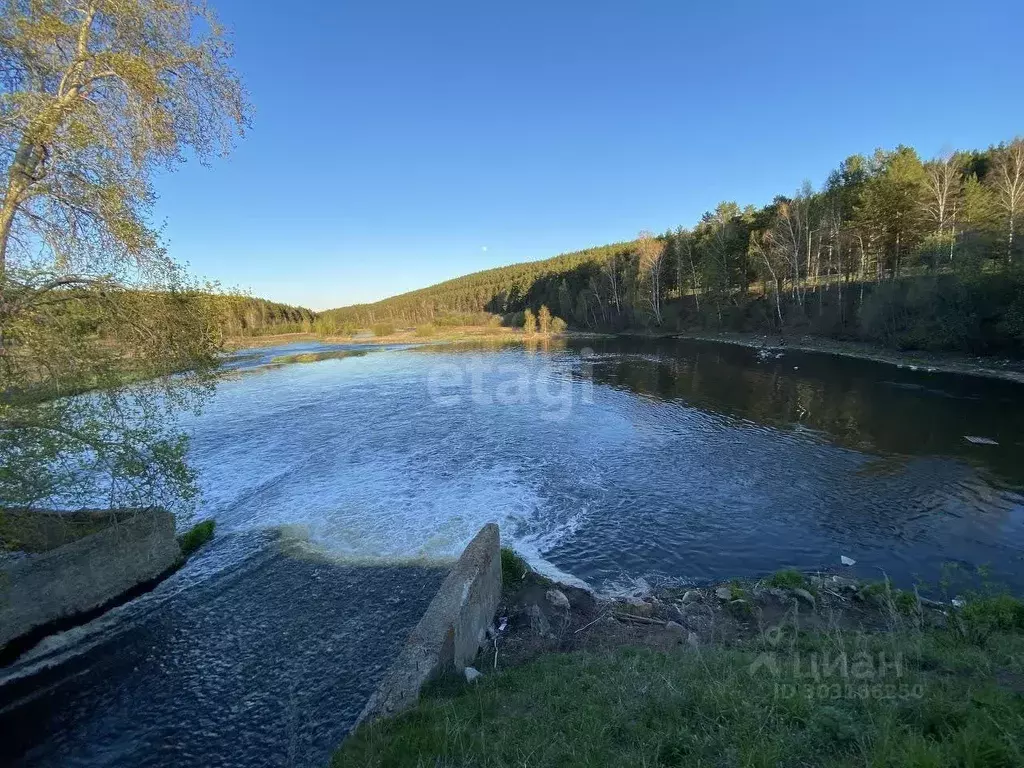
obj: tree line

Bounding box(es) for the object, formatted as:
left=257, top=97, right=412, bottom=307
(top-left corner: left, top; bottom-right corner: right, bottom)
left=218, top=296, right=317, bottom=337
left=322, top=137, right=1024, bottom=355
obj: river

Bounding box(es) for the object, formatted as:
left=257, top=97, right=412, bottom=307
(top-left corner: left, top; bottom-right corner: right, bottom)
left=2, top=336, right=1022, bottom=766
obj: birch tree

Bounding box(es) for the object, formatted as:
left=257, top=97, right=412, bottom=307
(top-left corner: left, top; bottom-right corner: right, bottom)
left=0, top=1, right=249, bottom=515
left=636, top=230, right=665, bottom=324
left=921, top=153, right=963, bottom=263
left=989, top=138, right=1024, bottom=264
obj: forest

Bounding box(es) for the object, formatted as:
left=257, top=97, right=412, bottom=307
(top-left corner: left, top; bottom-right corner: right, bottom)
left=320, top=137, right=1024, bottom=356
left=218, top=296, right=317, bottom=337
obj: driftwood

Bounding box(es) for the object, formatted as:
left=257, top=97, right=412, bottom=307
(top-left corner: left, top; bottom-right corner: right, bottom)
left=612, top=612, right=668, bottom=626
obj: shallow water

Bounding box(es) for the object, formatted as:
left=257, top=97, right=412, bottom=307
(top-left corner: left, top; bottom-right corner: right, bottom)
left=3, top=336, right=1023, bottom=766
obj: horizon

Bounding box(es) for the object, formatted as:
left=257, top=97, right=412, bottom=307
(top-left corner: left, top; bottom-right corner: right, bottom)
left=152, top=0, right=1024, bottom=311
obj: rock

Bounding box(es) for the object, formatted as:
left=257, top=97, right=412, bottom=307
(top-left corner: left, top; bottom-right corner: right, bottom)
left=687, top=632, right=700, bottom=649
left=546, top=588, right=570, bottom=611
left=792, top=588, right=816, bottom=607
left=621, top=596, right=655, bottom=617
left=715, top=586, right=732, bottom=601
left=665, top=620, right=685, bottom=633
left=526, top=603, right=551, bottom=636
left=681, top=589, right=700, bottom=604
left=768, top=587, right=788, bottom=600
left=464, top=666, right=482, bottom=683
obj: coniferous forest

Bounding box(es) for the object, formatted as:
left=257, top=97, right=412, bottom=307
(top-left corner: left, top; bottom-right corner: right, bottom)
left=320, top=137, right=1024, bottom=356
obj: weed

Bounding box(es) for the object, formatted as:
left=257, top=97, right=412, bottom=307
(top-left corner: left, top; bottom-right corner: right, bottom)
left=501, top=547, right=529, bottom=590
left=178, top=519, right=215, bottom=559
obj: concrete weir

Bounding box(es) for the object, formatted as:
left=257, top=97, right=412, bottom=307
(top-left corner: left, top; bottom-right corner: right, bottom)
left=0, top=510, right=181, bottom=651
left=358, top=522, right=502, bottom=724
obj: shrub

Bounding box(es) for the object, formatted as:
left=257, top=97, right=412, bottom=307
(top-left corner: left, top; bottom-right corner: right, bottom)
left=370, top=322, right=395, bottom=337
left=522, top=309, right=537, bottom=335
left=414, top=325, right=436, bottom=337
left=550, top=316, right=568, bottom=334
left=961, top=594, right=1024, bottom=638
left=767, top=569, right=807, bottom=590
left=178, top=519, right=215, bottom=559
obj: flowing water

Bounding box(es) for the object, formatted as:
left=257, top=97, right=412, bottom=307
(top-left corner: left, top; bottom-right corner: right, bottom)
left=2, top=336, right=1023, bottom=766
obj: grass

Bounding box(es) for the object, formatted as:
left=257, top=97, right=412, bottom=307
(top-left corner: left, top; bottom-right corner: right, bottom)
left=335, top=593, right=1024, bottom=767
left=500, top=547, right=530, bottom=590
left=178, top=519, right=215, bottom=559
left=768, top=568, right=810, bottom=590
left=860, top=580, right=921, bottom=615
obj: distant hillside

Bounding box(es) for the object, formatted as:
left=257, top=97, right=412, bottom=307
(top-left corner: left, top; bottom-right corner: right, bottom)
left=319, top=241, right=634, bottom=330
left=321, top=136, right=1024, bottom=356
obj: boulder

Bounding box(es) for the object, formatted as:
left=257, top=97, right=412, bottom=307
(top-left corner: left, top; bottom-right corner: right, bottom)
left=545, top=589, right=570, bottom=611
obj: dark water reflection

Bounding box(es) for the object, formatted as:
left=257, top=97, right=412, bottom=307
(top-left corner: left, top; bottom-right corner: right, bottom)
left=575, top=337, right=1024, bottom=487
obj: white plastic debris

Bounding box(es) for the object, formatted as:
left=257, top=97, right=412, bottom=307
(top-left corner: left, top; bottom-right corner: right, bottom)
left=951, top=597, right=966, bottom=608
left=841, top=555, right=856, bottom=566
left=497, top=616, right=508, bottom=632
left=464, top=666, right=482, bottom=683
left=964, top=435, right=999, bottom=445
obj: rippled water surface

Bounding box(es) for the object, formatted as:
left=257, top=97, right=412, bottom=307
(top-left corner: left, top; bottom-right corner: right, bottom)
left=213, top=337, right=1024, bottom=591
left=3, top=336, right=1023, bottom=766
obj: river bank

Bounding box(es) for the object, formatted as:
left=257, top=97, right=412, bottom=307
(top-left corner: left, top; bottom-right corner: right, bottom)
left=335, top=558, right=1024, bottom=767
left=676, top=330, right=1024, bottom=385
left=224, top=327, right=1024, bottom=385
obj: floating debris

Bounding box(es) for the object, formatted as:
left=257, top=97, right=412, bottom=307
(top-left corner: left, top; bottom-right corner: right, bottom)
left=841, top=555, right=856, bottom=566
left=964, top=435, right=999, bottom=446
left=951, top=597, right=966, bottom=608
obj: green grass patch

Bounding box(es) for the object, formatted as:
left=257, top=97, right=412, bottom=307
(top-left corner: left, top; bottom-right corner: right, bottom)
left=178, top=519, right=215, bottom=559
left=335, top=612, right=1024, bottom=768
left=501, top=547, right=529, bottom=590
left=861, top=580, right=921, bottom=615
left=767, top=568, right=808, bottom=590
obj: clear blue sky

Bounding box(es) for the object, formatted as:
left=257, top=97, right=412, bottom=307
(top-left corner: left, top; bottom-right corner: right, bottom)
left=153, top=0, right=1024, bottom=311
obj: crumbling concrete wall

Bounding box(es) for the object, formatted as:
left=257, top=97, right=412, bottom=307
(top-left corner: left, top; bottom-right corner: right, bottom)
left=0, top=510, right=181, bottom=649
left=358, top=522, right=501, bottom=723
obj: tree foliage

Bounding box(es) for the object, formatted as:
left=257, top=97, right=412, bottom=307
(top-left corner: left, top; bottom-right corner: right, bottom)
left=0, top=1, right=250, bottom=516
left=322, top=135, right=1024, bottom=355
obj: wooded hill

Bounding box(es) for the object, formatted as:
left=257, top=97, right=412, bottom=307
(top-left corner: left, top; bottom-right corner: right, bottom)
left=321, top=136, right=1024, bottom=356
